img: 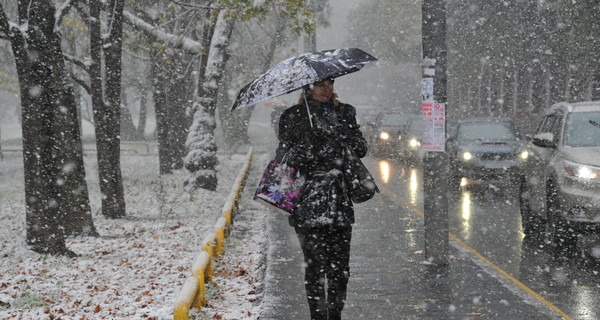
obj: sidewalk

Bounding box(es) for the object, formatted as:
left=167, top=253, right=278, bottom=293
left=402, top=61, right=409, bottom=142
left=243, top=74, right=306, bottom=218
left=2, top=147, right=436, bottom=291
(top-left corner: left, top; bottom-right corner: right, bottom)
left=259, top=185, right=559, bottom=319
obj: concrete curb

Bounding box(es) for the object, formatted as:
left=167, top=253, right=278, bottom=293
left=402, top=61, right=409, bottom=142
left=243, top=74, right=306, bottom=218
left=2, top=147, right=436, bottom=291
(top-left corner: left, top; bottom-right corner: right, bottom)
left=173, top=148, right=254, bottom=320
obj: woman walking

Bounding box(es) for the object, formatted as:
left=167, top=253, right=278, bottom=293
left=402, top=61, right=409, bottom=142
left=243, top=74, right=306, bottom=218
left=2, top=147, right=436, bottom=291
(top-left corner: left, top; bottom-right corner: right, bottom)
left=276, top=78, right=368, bottom=320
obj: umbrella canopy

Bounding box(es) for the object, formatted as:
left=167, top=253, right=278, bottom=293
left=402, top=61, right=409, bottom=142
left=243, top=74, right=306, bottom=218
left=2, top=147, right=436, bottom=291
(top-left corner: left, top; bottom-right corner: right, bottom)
left=231, top=48, right=377, bottom=111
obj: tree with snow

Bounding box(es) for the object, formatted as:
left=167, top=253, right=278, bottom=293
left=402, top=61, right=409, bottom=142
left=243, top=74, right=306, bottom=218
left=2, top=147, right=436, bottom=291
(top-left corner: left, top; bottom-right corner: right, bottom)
left=184, top=9, right=236, bottom=191
left=0, top=0, right=96, bottom=255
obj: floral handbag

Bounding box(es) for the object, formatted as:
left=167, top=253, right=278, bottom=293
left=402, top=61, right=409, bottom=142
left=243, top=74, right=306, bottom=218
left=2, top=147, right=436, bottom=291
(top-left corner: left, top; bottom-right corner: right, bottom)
left=253, top=157, right=306, bottom=215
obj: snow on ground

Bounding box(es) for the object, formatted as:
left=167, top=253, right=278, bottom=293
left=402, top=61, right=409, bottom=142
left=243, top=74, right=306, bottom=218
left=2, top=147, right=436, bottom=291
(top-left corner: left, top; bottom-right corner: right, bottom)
left=0, top=148, right=268, bottom=320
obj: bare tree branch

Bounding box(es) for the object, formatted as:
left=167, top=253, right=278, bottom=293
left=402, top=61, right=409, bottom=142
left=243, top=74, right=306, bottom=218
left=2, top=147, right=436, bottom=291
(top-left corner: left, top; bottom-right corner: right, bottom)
left=70, top=72, right=91, bottom=95
left=123, top=47, right=151, bottom=61
left=55, top=0, right=79, bottom=27
left=170, top=1, right=220, bottom=11
left=63, top=53, right=91, bottom=73
left=157, top=8, right=197, bottom=29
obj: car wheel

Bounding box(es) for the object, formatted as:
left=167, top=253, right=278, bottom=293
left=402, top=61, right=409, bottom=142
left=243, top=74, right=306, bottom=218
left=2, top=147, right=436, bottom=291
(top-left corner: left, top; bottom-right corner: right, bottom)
left=546, top=179, right=576, bottom=255
left=519, top=176, right=540, bottom=235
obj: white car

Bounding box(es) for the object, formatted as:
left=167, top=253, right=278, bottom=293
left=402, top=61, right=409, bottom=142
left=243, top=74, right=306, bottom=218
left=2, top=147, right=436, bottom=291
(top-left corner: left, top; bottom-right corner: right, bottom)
left=520, top=101, right=600, bottom=253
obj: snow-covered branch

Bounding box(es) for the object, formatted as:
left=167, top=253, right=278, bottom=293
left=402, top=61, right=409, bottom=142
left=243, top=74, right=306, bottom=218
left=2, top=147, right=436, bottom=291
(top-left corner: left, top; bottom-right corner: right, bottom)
left=0, top=6, right=28, bottom=47
left=170, top=1, right=220, bottom=11
left=69, top=72, right=90, bottom=95
left=123, top=10, right=203, bottom=54
left=63, top=53, right=91, bottom=72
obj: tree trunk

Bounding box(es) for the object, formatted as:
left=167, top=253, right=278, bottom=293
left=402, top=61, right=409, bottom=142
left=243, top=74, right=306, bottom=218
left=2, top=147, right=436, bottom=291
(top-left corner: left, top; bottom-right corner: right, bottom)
left=120, top=91, right=139, bottom=141
left=489, top=66, right=503, bottom=113
left=567, top=62, right=589, bottom=102
left=89, top=0, right=126, bottom=218
left=1, top=1, right=95, bottom=255
left=185, top=11, right=236, bottom=191
left=149, top=16, right=197, bottom=174
left=514, top=61, right=531, bottom=118
left=150, top=53, right=190, bottom=174
left=530, top=59, right=547, bottom=115
left=137, top=86, right=149, bottom=139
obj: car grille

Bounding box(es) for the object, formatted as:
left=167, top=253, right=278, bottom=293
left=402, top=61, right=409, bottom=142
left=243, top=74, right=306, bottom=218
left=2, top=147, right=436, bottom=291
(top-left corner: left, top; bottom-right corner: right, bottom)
left=479, top=153, right=515, bottom=161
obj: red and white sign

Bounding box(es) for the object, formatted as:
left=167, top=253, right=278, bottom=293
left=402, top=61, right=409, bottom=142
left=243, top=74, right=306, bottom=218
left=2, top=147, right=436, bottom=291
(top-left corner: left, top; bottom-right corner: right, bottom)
left=421, top=101, right=445, bottom=152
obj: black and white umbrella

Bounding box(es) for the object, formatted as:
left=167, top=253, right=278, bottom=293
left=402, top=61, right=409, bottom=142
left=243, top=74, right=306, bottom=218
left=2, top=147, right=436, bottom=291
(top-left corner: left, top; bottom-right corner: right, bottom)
left=231, top=48, right=377, bottom=111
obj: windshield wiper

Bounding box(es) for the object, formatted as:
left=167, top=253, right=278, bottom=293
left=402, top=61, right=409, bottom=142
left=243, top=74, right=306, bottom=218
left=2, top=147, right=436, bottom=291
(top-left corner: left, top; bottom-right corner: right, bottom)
left=590, top=120, right=600, bottom=129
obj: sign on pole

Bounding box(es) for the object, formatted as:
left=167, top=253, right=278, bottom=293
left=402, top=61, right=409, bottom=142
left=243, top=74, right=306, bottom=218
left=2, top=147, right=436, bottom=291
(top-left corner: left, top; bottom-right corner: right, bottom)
left=421, top=77, right=445, bottom=152
left=421, top=100, right=446, bottom=152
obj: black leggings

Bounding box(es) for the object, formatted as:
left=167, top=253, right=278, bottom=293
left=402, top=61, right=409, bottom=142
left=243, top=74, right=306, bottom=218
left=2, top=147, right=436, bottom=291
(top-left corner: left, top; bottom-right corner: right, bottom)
left=295, top=225, right=352, bottom=320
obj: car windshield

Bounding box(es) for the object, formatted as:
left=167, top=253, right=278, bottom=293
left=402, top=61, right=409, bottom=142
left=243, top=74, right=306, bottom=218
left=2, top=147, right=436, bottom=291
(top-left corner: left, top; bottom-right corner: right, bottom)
left=457, top=121, right=517, bottom=141
left=380, top=114, right=408, bottom=126
left=564, top=111, right=600, bottom=147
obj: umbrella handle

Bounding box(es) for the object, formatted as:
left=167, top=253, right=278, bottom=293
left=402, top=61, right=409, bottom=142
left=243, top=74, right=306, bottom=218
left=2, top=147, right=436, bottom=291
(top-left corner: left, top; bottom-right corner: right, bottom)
left=302, top=88, right=314, bottom=128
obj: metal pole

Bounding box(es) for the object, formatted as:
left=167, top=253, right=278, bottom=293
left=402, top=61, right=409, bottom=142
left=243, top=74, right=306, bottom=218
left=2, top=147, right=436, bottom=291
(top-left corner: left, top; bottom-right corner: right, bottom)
left=422, top=0, right=449, bottom=266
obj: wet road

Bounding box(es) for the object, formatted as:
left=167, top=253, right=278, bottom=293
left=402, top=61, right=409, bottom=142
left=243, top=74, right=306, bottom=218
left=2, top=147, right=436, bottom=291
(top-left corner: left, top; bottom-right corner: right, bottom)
left=247, top=111, right=600, bottom=319
left=370, top=156, right=600, bottom=320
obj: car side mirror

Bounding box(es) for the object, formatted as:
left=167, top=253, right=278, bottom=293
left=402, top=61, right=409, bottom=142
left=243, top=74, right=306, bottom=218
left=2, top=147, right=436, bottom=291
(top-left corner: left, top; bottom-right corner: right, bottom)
left=532, top=132, right=556, bottom=149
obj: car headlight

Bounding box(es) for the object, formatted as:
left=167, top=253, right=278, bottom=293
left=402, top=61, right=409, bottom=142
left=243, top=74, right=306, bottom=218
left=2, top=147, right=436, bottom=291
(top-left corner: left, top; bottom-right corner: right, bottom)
left=379, top=131, right=390, bottom=140
left=398, top=135, right=402, bottom=140
left=409, top=139, right=420, bottom=148
left=563, top=160, right=600, bottom=179
left=519, top=150, right=529, bottom=160
left=462, top=152, right=473, bottom=161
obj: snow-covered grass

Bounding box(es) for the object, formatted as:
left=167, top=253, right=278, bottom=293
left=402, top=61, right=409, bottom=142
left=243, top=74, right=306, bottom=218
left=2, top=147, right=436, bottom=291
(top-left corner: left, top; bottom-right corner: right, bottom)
left=0, top=149, right=267, bottom=320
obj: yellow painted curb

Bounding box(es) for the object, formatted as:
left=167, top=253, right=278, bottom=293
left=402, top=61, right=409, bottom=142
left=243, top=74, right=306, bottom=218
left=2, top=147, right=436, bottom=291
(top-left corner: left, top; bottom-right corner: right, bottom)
left=191, top=252, right=210, bottom=308
left=172, top=148, right=253, bottom=320
left=173, top=276, right=199, bottom=320
left=215, top=217, right=227, bottom=256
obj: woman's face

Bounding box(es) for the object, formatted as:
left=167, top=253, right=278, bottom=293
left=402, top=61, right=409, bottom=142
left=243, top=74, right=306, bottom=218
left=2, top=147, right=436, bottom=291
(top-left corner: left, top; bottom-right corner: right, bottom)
left=310, top=79, right=334, bottom=103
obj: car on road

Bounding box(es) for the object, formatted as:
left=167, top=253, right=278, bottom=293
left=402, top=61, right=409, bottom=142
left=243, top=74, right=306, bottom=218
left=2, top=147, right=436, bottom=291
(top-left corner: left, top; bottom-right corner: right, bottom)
left=520, top=101, right=600, bottom=252
left=398, top=118, right=424, bottom=166
left=447, top=117, right=529, bottom=192
left=372, top=112, right=415, bottom=158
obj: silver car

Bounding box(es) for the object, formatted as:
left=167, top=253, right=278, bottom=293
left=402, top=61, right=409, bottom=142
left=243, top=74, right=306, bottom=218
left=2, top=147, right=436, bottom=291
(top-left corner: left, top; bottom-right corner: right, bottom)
left=447, top=118, right=529, bottom=191
left=520, top=101, right=600, bottom=252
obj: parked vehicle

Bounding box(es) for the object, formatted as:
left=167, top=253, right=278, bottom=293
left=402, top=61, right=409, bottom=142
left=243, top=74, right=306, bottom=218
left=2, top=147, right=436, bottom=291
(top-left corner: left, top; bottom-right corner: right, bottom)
left=520, top=101, right=600, bottom=253
left=372, top=112, right=414, bottom=158
left=447, top=118, right=529, bottom=191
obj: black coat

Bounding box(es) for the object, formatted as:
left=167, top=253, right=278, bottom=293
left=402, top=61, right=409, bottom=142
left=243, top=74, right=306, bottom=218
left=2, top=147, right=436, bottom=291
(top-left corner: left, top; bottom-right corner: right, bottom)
left=276, top=97, right=368, bottom=228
